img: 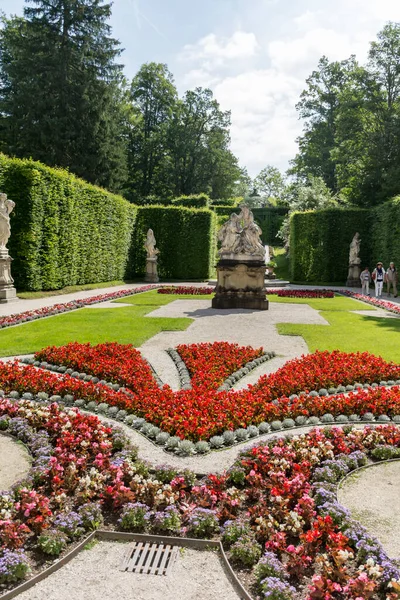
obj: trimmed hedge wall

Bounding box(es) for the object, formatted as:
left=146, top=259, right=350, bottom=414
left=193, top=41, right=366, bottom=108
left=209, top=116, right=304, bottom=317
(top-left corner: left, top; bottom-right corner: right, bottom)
left=171, top=194, right=210, bottom=208
left=213, top=206, right=288, bottom=245
left=289, top=208, right=371, bottom=283
left=371, top=197, right=400, bottom=268
left=128, top=206, right=217, bottom=280
left=0, top=154, right=136, bottom=291
left=0, top=155, right=217, bottom=290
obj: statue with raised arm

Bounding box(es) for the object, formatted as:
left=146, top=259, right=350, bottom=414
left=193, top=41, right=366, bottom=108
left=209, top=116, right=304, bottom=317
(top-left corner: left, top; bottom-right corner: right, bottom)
left=349, top=232, right=361, bottom=265
left=144, top=228, right=159, bottom=259
left=0, top=193, right=15, bottom=251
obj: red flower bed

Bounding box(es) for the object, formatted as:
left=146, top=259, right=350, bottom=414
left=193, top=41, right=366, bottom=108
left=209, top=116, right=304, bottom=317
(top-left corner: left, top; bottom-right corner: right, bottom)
left=157, top=286, right=214, bottom=295
left=176, top=342, right=263, bottom=390
left=35, top=342, right=159, bottom=395
left=252, top=349, right=400, bottom=398
left=9, top=345, right=400, bottom=440
left=339, top=289, right=400, bottom=315
left=267, top=289, right=335, bottom=298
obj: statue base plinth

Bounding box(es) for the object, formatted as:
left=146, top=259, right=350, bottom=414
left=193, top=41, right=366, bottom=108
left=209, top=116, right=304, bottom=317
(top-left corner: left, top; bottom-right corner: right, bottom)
left=0, top=252, right=18, bottom=302
left=346, top=264, right=361, bottom=287
left=0, top=286, right=17, bottom=303
left=212, top=260, right=269, bottom=310
left=145, top=258, right=159, bottom=283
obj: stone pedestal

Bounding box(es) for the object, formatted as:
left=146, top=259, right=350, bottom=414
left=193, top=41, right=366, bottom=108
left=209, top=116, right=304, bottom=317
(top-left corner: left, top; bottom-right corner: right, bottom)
left=0, top=251, right=17, bottom=303
left=145, top=257, right=159, bottom=283
left=212, top=259, right=269, bottom=310
left=346, top=263, right=361, bottom=287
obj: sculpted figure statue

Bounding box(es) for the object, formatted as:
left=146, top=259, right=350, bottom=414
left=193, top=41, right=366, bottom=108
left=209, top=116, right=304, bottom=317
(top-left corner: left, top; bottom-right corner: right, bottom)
left=237, top=205, right=265, bottom=258
left=218, top=213, right=241, bottom=254
left=0, top=193, right=15, bottom=250
left=144, top=229, right=159, bottom=259
left=240, top=220, right=265, bottom=257
left=349, top=232, right=361, bottom=265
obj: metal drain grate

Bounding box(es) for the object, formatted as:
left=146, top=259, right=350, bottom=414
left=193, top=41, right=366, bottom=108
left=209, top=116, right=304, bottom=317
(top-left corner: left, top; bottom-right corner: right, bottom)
left=120, top=542, right=179, bottom=576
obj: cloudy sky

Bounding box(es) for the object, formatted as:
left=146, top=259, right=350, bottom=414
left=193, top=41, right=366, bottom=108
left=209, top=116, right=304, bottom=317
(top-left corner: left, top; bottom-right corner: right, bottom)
left=2, top=0, right=400, bottom=176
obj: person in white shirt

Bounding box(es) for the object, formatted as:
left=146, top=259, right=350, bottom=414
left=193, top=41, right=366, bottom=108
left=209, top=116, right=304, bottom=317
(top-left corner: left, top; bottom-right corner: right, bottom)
left=372, top=262, right=385, bottom=297
left=359, top=267, right=371, bottom=295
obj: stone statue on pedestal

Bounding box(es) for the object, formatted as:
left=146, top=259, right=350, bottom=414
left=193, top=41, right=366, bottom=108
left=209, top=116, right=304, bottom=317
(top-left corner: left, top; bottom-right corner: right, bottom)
left=213, top=204, right=268, bottom=310
left=144, top=228, right=159, bottom=283
left=346, top=232, right=362, bottom=287
left=0, top=193, right=17, bottom=302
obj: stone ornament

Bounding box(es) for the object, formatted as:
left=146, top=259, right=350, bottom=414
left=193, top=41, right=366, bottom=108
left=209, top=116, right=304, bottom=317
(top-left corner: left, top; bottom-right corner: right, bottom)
left=218, top=205, right=265, bottom=260
left=144, top=228, right=159, bottom=259
left=346, top=232, right=362, bottom=287
left=0, top=193, right=15, bottom=251
left=0, top=192, right=17, bottom=302
left=349, top=232, right=361, bottom=265
left=213, top=205, right=268, bottom=310
left=144, top=228, right=159, bottom=283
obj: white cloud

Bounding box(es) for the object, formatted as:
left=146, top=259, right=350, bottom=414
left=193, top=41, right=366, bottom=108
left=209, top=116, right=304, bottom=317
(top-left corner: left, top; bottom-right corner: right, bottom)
left=175, top=0, right=400, bottom=176
left=214, top=70, right=303, bottom=176
left=180, top=31, right=259, bottom=68
left=268, top=28, right=371, bottom=76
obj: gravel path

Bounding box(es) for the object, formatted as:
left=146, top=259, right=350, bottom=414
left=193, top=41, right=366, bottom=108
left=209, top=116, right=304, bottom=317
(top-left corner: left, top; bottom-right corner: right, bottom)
left=338, top=461, right=400, bottom=559
left=17, top=541, right=241, bottom=600
left=0, top=433, right=31, bottom=489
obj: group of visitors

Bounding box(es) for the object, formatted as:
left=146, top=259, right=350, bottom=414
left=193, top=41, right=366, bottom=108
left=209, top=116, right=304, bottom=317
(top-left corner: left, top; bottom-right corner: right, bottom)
left=360, top=262, right=398, bottom=297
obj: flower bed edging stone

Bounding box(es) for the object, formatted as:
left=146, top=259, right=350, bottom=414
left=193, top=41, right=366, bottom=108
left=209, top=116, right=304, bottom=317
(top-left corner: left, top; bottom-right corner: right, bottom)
left=6, top=382, right=400, bottom=458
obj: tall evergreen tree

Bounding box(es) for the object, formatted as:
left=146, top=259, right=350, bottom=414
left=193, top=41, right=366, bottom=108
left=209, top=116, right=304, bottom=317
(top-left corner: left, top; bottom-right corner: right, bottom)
left=167, top=87, right=239, bottom=198
left=126, top=63, right=177, bottom=201
left=0, top=0, right=127, bottom=191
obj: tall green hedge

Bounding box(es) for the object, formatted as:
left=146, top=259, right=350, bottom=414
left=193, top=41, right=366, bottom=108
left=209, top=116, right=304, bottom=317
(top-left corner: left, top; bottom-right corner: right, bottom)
left=171, top=194, right=211, bottom=208
left=252, top=207, right=288, bottom=245
left=371, top=197, right=400, bottom=268
left=289, top=208, right=371, bottom=283
left=0, top=154, right=136, bottom=291
left=128, top=206, right=217, bottom=280
left=213, top=206, right=288, bottom=245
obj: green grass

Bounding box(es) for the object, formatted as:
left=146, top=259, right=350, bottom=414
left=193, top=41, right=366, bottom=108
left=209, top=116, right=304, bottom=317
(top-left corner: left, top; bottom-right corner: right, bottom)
left=276, top=303, right=400, bottom=363
left=18, top=280, right=129, bottom=300
left=113, top=289, right=213, bottom=306
left=0, top=300, right=191, bottom=357
left=266, top=294, right=373, bottom=312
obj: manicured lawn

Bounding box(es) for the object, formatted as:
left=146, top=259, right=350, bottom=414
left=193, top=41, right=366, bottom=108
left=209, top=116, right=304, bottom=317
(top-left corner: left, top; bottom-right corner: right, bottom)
left=277, top=308, right=400, bottom=362
left=113, top=289, right=213, bottom=306
left=0, top=303, right=190, bottom=357
left=266, top=294, right=373, bottom=312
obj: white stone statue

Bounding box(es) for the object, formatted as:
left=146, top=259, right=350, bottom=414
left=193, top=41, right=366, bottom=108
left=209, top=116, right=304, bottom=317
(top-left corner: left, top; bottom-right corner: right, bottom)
left=0, top=193, right=15, bottom=251
left=218, top=213, right=241, bottom=254
left=349, top=232, right=361, bottom=265
left=144, top=228, right=159, bottom=259
left=238, top=209, right=265, bottom=257
left=217, top=205, right=265, bottom=260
